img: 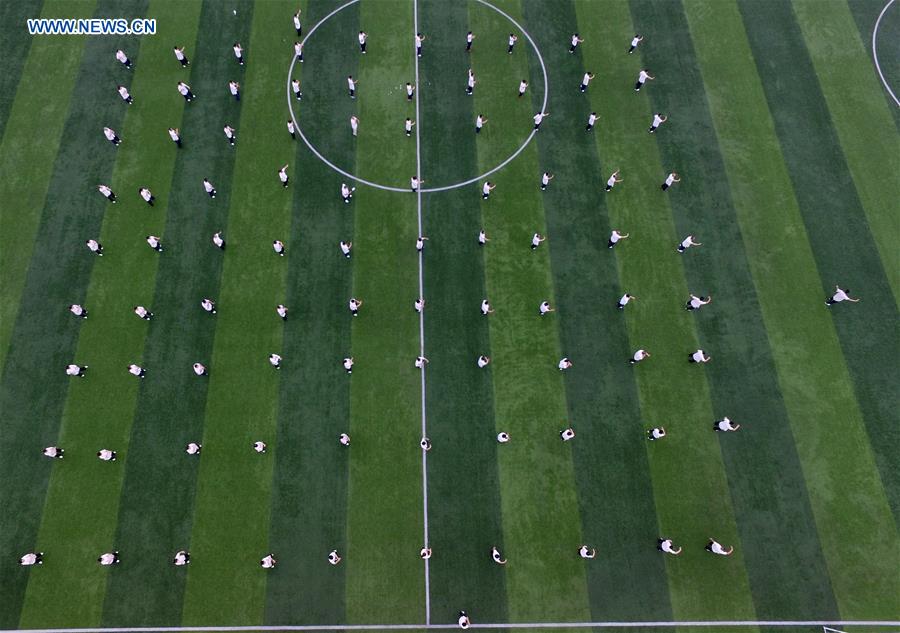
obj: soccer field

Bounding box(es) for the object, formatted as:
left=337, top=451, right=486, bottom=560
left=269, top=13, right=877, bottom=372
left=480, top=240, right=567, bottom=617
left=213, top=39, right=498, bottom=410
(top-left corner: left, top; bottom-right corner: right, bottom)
left=1, top=0, right=898, bottom=631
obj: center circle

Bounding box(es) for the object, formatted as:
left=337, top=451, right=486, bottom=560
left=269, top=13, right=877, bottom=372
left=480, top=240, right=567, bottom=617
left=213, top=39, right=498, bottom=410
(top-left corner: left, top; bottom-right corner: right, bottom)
left=287, top=0, right=549, bottom=193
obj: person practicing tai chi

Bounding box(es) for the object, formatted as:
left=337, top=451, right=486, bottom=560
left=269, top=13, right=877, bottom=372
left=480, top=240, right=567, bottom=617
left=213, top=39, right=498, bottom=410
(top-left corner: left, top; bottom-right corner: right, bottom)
left=475, top=114, right=487, bottom=134
left=340, top=241, right=352, bottom=258
left=689, top=349, right=711, bottom=363
left=193, top=362, right=208, bottom=376
left=647, top=426, right=666, bottom=440
left=649, top=113, right=668, bottom=133
left=276, top=305, right=288, bottom=321
left=825, top=285, right=860, bottom=306
left=341, top=182, right=356, bottom=203
left=714, top=417, right=741, bottom=432
left=586, top=111, right=599, bottom=131
left=466, top=31, right=475, bottom=51
left=507, top=33, right=518, bottom=54
left=203, top=178, right=217, bottom=198
left=86, top=238, right=104, bottom=255
left=676, top=234, right=701, bottom=253
left=98, top=551, right=121, bottom=566
left=706, top=539, right=734, bottom=556
left=458, top=612, right=470, bottom=630
left=177, top=81, right=194, bottom=102
left=560, top=427, right=576, bottom=441
left=686, top=294, right=712, bottom=311
left=146, top=235, right=163, bottom=252
left=569, top=33, right=584, bottom=53
left=328, top=550, right=342, bottom=565
left=406, top=82, right=415, bottom=101
left=533, top=111, right=549, bottom=131
left=466, top=69, right=476, bottom=95
left=531, top=232, right=546, bottom=249
left=168, top=127, right=182, bottom=147
left=491, top=546, right=507, bottom=564
left=268, top=353, right=282, bottom=370
left=358, top=30, right=367, bottom=54
left=480, top=299, right=494, bottom=316
left=278, top=164, right=289, bottom=188
left=414, top=356, right=429, bottom=369
left=260, top=554, right=277, bottom=568
left=233, top=42, right=244, bottom=66
left=139, top=187, right=155, bottom=206
left=481, top=182, right=496, bottom=199
left=414, top=298, right=425, bottom=313
left=287, top=119, right=296, bottom=139
left=657, top=538, right=682, bottom=555
left=115, top=48, right=132, bottom=69
left=343, top=357, right=354, bottom=373
left=173, top=550, right=190, bottom=566
left=628, top=34, right=644, bottom=54
left=339, top=433, right=350, bottom=446
left=478, top=230, right=489, bottom=245
left=253, top=441, right=267, bottom=453
left=103, top=126, right=121, bottom=146
left=415, top=32, right=426, bottom=57
left=229, top=80, right=240, bottom=101
left=212, top=231, right=225, bottom=250
left=411, top=176, right=424, bottom=192
left=518, top=79, right=528, bottom=97
left=540, top=172, right=554, bottom=190
left=617, top=293, right=636, bottom=309
left=173, top=46, right=189, bottom=66
left=294, top=41, right=303, bottom=62
left=477, top=355, right=491, bottom=368
left=200, top=298, right=217, bottom=314
left=579, top=545, right=596, bottom=559
left=661, top=172, right=680, bottom=191
left=539, top=301, right=555, bottom=316
left=292, top=79, right=303, bottom=100
left=117, top=85, right=133, bottom=105
left=347, top=75, right=357, bottom=98
left=634, top=69, right=655, bottom=91
left=558, top=357, right=573, bottom=370
left=405, top=118, right=415, bottom=136
left=497, top=432, right=510, bottom=443
left=416, top=236, right=429, bottom=251
left=273, top=240, right=286, bottom=256
left=133, top=305, right=153, bottom=320
left=293, top=9, right=302, bottom=36
left=350, top=115, right=360, bottom=137
left=348, top=297, right=363, bottom=317
left=70, top=304, right=88, bottom=319
left=605, top=170, right=623, bottom=192
left=630, top=349, right=650, bottom=364
left=98, top=184, right=116, bottom=203
left=223, top=125, right=236, bottom=146
left=66, top=364, right=88, bottom=377
left=579, top=72, right=595, bottom=92
left=420, top=547, right=432, bottom=559
left=185, top=442, right=202, bottom=455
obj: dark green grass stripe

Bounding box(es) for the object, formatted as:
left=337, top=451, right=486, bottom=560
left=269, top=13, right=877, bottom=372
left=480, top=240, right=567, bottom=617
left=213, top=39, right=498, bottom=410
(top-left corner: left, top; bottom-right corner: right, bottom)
left=417, top=0, right=508, bottom=622
left=683, top=0, right=899, bottom=619
left=627, top=0, right=840, bottom=620
left=263, top=0, right=357, bottom=625
left=737, top=0, right=900, bottom=527
left=0, top=0, right=96, bottom=375
left=345, top=0, right=423, bottom=621
left=519, top=0, right=673, bottom=621
left=99, top=0, right=254, bottom=625
left=847, top=0, right=900, bottom=129
left=0, top=0, right=43, bottom=140
left=0, top=1, right=137, bottom=625
left=179, top=0, right=294, bottom=625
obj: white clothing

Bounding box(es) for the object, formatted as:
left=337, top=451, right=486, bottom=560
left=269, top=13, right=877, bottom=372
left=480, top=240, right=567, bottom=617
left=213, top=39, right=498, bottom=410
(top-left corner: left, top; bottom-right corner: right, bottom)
left=186, top=443, right=201, bottom=454
left=652, top=114, right=665, bottom=127
left=582, top=73, right=591, bottom=85
left=254, top=441, right=266, bottom=453
left=508, top=35, right=516, bottom=45
left=347, top=77, right=356, bottom=90
left=607, top=174, right=617, bottom=188
left=146, top=236, right=160, bottom=248
left=571, top=35, right=580, bottom=46
left=328, top=550, right=341, bottom=565
left=70, top=304, right=85, bottom=316
left=224, top=127, right=234, bottom=139
left=482, top=182, right=491, bottom=194
left=173, top=551, right=188, bottom=565
left=128, top=364, right=143, bottom=376
left=177, top=83, right=190, bottom=96
left=174, top=49, right=185, bottom=61
left=650, top=428, right=666, bottom=439
left=86, top=239, right=101, bottom=252
left=269, top=354, right=281, bottom=367
left=115, top=50, right=128, bottom=64
left=292, top=80, right=301, bottom=94
left=588, top=113, right=598, bottom=126
left=293, top=15, right=301, bottom=29
left=43, top=446, right=60, bottom=457
left=478, top=231, right=487, bottom=244
left=491, top=547, right=505, bottom=563
left=203, top=180, right=215, bottom=193
left=533, top=112, right=545, bottom=125
left=631, top=36, right=641, bottom=47
left=103, top=127, right=117, bottom=141
left=406, top=84, right=414, bottom=96
left=638, top=70, right=649, bottom=83
left=200, top=299, right=215, bottom=312
left=193, top=363, right=206, bottom=375
left=579, top=546, right=595, bottom=559
left=99, top=552, right=117, bottom=565
left=358, top=32, right=366, bottom=44
left=140, top=189, right=152, bottom=202
left=709, top=541, right=730, bottom=555
left=665, top=173, right=676, bottom=186
left=532, top=233, right=542, bottom=246
left=633, top=350, right=648, bottom=362
left=717, top=418, right=736, bottom=431
left=341, top=184, right=352, bottom=197
left=619, top=294, right=632, bottom=307
left=277, top=305, right=288, bottom=318
left=477, top=356, right=489, bottom=368
left=168, top=129, right=180, bottom=141
left=497, top=432, right=510, bottom=443
left=541, top=173, right=550, bottom=185
left=66, top=364, right=81, bottom=376
left=539, top=302, right=552, bottom=314
left=261, top=555, right=276, bottom=568
left=98, top=449, right=115, bottom=461
left=480, top=300, right=491, bottom=315
left=558, top=358, right=571, bottom=370
left=340, top=242, right=351, bottom=256
left=294, top=42, right=302, bottom=57
left=233, top=45, right=242, bottom=58
left=692, top=350, right=707, bottom=362
left=416, top=238, right=426, bottom=250
left=680, top=236, right=695, bottom=249
left=20, top=553, right=39, bottom=566
left=118, top=86, right=130, bottom=100
left=414, top=299, right=424, bottom=312
left=660, top=539, right=678, bottom=554
left=278, top=169, right=288, bottom=183
left=229, top=82, right=239, bottom=96
left=273, top=241, right=285, bottom=253
left=343, top=358, right=354, bottom=370
left=213, top=233, right=224, bottom=248
left=476, top=115, right=484, bottom=128
left=832, top=289, right=850, bottom=302
left=339, top=434, right=350, bottom=445
left=411, top=177, right=420, bottom=190
left=98, top=185, right=112, bottom=198
left=519, top=80, right=527, bottom=92
left=561, top=428, right=575, bottom=441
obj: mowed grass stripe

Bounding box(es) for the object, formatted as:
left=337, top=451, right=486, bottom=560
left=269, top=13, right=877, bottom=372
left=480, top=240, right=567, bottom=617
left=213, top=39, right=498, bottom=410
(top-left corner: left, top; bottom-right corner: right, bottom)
left=263, top=0, right=357, bottom=624
left=739, top=0, right=900, bottom=525
left=180, top=0, right=293, bottom=625
left=574, top=0, right=757, bottom=622
left=471, top=0, right=590, bottom=622
left=417, top=0, right=508, bottom=622
left=0, top=0, right=95, bottom=373
left=0, top=0, right=44, bottom=140
left=627, top=0, right=840, bottom=620
left=519, top=0, right=673, bottom=621
left=345, top=0, right=423, bottom=622
left=792, top=0, right=900, bottom=307
left=683, top=0, right=899, bottom=619
left=99, top=0, right=254, bottom=624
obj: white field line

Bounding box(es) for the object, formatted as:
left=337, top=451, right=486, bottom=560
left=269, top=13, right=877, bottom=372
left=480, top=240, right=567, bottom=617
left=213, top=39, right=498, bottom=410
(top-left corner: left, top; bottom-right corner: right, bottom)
left=873, top=0, right=900, bottom=107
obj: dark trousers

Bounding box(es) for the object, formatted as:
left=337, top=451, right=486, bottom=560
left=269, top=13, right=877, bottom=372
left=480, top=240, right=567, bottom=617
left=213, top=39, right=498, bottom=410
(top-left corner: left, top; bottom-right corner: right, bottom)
left=634, top=82, right=642, bottom=90
left=608, top=240, right=616, bottom=248
left=107, top=193, right=116, bottom=202
left=147, top=196, right=155, bottom=206
left=174, top=139, right=182, bottom=147
left=207, top=190, right=216, bottom=198
left=183, top=91, right=193, bottom=101
left=466, top=86, right=473, bottom=95
left=628, top=45, right=636, bottom=53
left=605, top=185, right=612, bottom=191
left=360, top=43, right=366, bottom=53
left=349, top=89, right=355, bottom=98
left=296, top=27, right=301, bottom=36
left=416, top=45, right=422, bottom=56
left=476, top=127, right=481, bottom=133
left=234, top=93, right=240, bottom=101
left=586, top=124, right=593, bottom=131
left=508, top=45, right=514, bottom=53
left=569, top=45, right=576, bottom=53
left=294, top=90, right=302, bottom=100
left=290, top=131, right=295, bottom=139
left=282, top=179, right=289, bottom=188
left=236, top=54, right=243, bottom=65
left=482, top=193, right=489, bottom=199
left=518, top=90, right=525, bottom=97
left=661, top=183, right=669, bottom=190
left=580, top=83, right=586, bottom=92
left=110, top=136, right=120, bottom=145
left=466, top=41, right=472, bottom=51
left=408, top=92, right=413, bottom=100
left=179, top=57, right=189, bottom=66
left=540, top=184, right=547, bottom=190
left=534, top=124, right=540, bottom=130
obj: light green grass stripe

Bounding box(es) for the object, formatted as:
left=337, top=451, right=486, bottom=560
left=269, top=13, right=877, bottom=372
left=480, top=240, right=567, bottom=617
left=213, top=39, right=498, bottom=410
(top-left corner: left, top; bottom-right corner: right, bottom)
left=574, top=0, right=757, bottom=624
left=470, top=0, right=590, bottom=623
left=0, top=0, right=95, bottom=372
left=16, top=1, right=200, bottom=627
left=793, top=0, right=900, bottom=307
left=683, top=0, right=899, bottom=619
left=179, top=0, right=295, bottom=625
left=345, top=0, right=424, bottom=622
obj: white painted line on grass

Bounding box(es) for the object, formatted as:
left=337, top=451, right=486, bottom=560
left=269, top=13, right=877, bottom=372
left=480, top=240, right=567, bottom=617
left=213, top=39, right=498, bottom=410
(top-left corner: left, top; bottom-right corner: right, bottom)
left=873, top=0, right=900, bottom=107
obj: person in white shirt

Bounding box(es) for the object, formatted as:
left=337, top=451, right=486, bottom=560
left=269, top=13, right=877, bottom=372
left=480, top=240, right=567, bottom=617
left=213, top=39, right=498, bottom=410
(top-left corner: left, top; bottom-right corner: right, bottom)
left=177, top=81, right=194, bottom=102
left=569, top=33, right=584, bottom=53
left=173, top=46, right=189, bottom=67
left=579, top=72, right=595, bottom=92
left=480, top=299, right=494, bottom=316
left=212, top=231, right=225, bottom=250
left=560, top=427, right=576, bottom=441
left=686, top=294, right=711, bottom=311
left=586, top=111, right=598, bottom=131
left=260, top=554, right=277, bottom=568
left=414, top=298, right=425, bottom=313
left=98, top=551, right=120, bottom=566
left=341, top=183, right=355, bottom=203
left=168, top=127, right=182, bottom=148
left=628, top=34, right=644, bottom=54
left=43, top=446, right=64, bottom=459
left=269, top=353, right=282, bottom=369
left=66, top=363, right=88, bottom=377
left=233, top=42, right=244, bottom=65
left=531, top=233, right=546, bottom=249
left=293, top=9, right=302, bottom=36
left=133, top=303, right=154, bottom=319
left=579, top=545, right=596, bottom=559
left=533, top=111, right=549, bottom=131
left=97, top=449, right=117, bottom=461
left=676, top=235, right=701, bottom=253
left=635, top=69, right=655, bottom=91
left=117, top=85, right=132, bottom=104
left=97, top=184, right=116, bottom=203
left=420, top=437, right=432, bottom=451
left=253, top=441, right=267, bottom=453
left=478, top=230, right=489, bottom=245
left=647, top=426, right=666, bottom=441
left=70, top=304, right=88, bottom=319
left=146, top=235, right=163, bottom=252
left=540, top=172, right=554, bottom=191
left=630, top=349, right=650, bottom=364
left=415, top=356, right=429, bottom=369
left=200, top=298, right=216, bottom=314
left=420, top=547, right=432, bottom=559
left=347, top=75, right=357, bottom=98
left=706, top=539, right=734, bottom=556
left=415, top=32, right=426, bottom=57
left=649, top=113, right=668, bottom=133
left=278, top=164, right=289, bottom=188
left=115, top=49, right=132, bottom=69
left=203, top=178, right=216, bottom=198
left=340, top=241, right=352, bottom=258
left=507, top=33, right=518, bottom=54
left=276, top=304, right=288, bottom=321
left=475, top=114, right=487, bottom=134
left=406, top=82, right=415, bottom=101
left=224, top=125, right=236, bottom=146
left=497, top=432, right=510, bottom=443
left=491, top=546, right=507, bottom=564
left=287, top=119, right=296, bottom=140
left=292, top=79, right=303, bottom=101
left=416, top=236, right=429, bottom=251
left=193, top=362, right=207, bottom=376
left=173, top=550, right=190, bottom=566
left=661, top=172, right=680, bottom=191
left=139, top=187, right=155, bottom=206
left=466, top=31, right=475, bottom=51
left=714, top=417, right=740, bottom=432
left=358, top=31, right=367, bottom=54
left=558, top=357, right=572, bottom=370
left=86, top=239, right=104, bottom=256
left=350, top=116, right=359, bottom=137
left=657, top=538, right=682, bottom=555
left=328, top=549, right=342, bottom=565
left=405, top=118, right=415, bottom=137
left=605, top=170, right=623, bottom=192
left=517, top=79, right=528, bottom=98
left=477, top=355, right=490, bottom=368
left=481, top=182, right=495, bottom=199
left=458, top=611, right=470, bottom=629
left=228, top=81, right=240, bottom=101
left=411, top=176, right=424, bottom=192
left=348, top=298, right=363, bottom=316
left=466, top=69, right=476, bottom=95
left=103, top=127, right=121, bottom=146
left=689, top=349, right=711, bottom=363
left=617, top=293, right=636, bottom=309
left=539, top=301, right=554, bottom=316
left=343, top=357, right=354, bottom=373
left=20, top=552, right=43, bottom=566
left=825, top=286, right=860, bottom=306
left=273, top=240, right=286, bottom=256
left=337, top=432, right=350, bottom=447
left=185, top=442, right=201, bottom=455
left=294, top=41, right=303, bottom=63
